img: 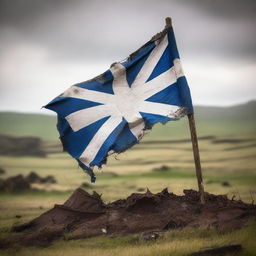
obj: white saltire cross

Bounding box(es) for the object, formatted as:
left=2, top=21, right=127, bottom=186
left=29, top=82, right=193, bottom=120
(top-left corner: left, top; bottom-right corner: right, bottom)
left=61, top=35, right=185, bottom=166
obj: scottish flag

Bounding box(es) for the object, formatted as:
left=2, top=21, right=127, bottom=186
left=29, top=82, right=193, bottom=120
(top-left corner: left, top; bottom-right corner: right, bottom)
left=45, top=26, right=193, bottom=182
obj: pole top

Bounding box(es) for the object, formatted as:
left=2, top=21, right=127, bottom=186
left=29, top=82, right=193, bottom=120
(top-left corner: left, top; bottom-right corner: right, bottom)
left=165, top=17, right=172, bottom=28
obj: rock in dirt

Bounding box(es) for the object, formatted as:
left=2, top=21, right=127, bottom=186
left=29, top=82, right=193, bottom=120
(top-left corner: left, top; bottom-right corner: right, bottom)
left=9, top=188, right=256, bottom=247
left=142, top=231, right=160, bottom=241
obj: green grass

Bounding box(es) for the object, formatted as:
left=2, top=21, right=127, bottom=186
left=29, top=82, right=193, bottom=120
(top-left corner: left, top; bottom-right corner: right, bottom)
left=0, top=134, right=255, bottom=200
left=1, top=221, right=256, bottom=256
left=0, top=112, right=58, bottom=140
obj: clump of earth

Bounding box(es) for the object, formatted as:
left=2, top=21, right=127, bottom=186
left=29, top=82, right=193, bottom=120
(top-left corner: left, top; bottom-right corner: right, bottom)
left=26, top=171, right=56, bottom=184
left=0, top=175, right=31, bottom=193
left=4, top=188, right=256, bottom=247
left=0, top=172, right=57, bottom=193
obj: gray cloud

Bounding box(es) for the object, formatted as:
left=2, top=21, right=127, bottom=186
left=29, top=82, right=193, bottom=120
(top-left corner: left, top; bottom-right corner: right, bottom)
left=184, top=0, right=256, bottom=20
left=0, top=0, right=256, bottom=111
left=0, top=0, right=255, bottom=62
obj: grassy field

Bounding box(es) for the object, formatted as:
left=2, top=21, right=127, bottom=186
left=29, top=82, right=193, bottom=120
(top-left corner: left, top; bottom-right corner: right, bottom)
left=0, top=102, right=256, bottom=255
left=0, top=132, right=256, bottom=255
left=1, top=134, right=256, bottom=200
left=1, top=221, right=256, bottom=256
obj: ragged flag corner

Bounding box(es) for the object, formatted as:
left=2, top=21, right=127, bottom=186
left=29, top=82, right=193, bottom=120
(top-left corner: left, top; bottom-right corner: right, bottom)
left=44, top=20, right=194, bottom=182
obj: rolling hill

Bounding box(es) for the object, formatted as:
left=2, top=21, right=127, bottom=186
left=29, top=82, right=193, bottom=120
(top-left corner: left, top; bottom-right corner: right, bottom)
left=0, top=101, right=255, bottom=140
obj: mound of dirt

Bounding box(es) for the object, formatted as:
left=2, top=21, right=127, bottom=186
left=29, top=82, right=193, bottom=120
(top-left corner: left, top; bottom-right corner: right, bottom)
left=26, top=171, right=56, bottom=184
left=9, top=188, right=256, bottom=247
left=0, top=175, right=31, bottom=193
left=0, top=173, right=57, bottom=193
left=0, top=167, right=5, bottom=174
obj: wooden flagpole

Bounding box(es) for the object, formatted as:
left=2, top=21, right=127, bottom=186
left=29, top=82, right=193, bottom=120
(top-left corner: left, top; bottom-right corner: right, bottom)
left=165, top=17, right=205, bottom=204
left=187, top=114, right=205, bottom=204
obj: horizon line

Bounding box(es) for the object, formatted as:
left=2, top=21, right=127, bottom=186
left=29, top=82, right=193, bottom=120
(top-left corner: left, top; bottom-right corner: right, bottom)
left=0, top=99, right=255, bottom=116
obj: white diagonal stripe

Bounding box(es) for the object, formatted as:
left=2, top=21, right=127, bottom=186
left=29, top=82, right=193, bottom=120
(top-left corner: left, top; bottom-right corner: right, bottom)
left=133, top=66, right=176, bottom=99
left=65, top=104, right=118, bottom=132
left=139, top=101, right=180, bottom=118
left=111, top=63, right=130, bottom=95
left=131, top=34, right=168, bottom=89
left=79, top=115, right=123, bottom=166
left=173, top=58, right=185, bottom=78
left=110, top=62, right=142, bottom=124
left=132, top=58, right=184, bottom=100
left=62, top=85, right=114, bottom=104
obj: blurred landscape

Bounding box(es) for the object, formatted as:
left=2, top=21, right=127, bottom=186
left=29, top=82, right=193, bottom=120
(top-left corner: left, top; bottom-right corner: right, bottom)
left=0, top=101, right=256, bottom=256
left=0, top=100, right=256, bottom=200
left=1, top=101, right=256, bottom=140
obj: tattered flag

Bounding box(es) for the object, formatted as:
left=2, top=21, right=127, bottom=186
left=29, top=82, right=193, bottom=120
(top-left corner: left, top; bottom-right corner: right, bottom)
left=44, top=24, right=193, bottom=182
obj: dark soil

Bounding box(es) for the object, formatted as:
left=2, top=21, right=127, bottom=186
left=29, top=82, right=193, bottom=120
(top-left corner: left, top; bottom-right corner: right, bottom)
left=0, top=173, right=57, bottom=193
left=7, top=188, right=256, bottom=247
left=26, top=171, right=56, bottom=184
left=190, top=244, right=242, bottom=256
left=0, top=175, right=31, bottom=193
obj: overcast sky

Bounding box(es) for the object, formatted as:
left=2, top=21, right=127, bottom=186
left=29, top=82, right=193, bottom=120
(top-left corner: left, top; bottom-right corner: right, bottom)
left=0, top=0, right=255, bottom=113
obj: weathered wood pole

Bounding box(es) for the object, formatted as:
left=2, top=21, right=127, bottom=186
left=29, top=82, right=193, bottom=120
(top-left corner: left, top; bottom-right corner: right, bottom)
left=165, top=17, right=205, bottom=203
left=187, top=114, right=205, bottom=204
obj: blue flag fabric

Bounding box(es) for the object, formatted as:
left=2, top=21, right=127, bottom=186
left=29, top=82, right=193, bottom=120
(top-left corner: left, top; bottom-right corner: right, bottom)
left=44, top=26, right=193, bottom=182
